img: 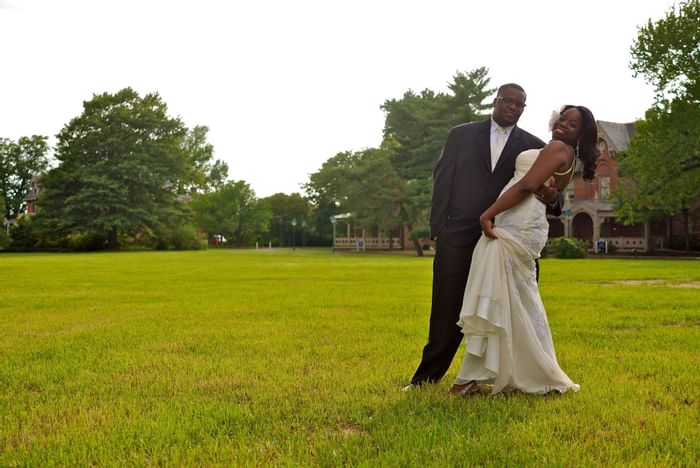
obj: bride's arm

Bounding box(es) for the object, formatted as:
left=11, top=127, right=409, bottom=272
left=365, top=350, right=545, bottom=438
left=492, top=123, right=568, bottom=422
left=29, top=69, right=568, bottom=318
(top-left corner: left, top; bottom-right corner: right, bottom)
left=480, top=141, right=573, bottom=239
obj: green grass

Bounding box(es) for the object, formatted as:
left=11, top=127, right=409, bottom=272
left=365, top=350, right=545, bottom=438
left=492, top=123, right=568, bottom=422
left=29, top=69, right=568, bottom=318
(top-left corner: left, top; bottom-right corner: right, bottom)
left=1, top=250, right=699, bottom=465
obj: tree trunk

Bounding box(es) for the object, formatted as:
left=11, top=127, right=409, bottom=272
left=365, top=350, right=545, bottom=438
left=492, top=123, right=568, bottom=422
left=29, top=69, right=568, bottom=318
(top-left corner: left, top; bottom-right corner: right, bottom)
left=107, top=226, right=119, bottom=250
left=683, top=207, right=690, bottom=253
left=412, top=238, right=424, bottom=257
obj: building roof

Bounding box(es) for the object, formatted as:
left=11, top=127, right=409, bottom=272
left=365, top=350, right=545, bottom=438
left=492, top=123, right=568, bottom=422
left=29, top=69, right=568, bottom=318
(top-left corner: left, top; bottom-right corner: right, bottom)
left=597, top=121, right=636, bottom=152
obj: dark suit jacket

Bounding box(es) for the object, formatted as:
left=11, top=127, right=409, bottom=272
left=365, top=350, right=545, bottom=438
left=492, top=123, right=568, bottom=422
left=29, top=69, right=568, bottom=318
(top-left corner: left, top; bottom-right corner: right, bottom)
left=430, top=119, right=548, bottom=246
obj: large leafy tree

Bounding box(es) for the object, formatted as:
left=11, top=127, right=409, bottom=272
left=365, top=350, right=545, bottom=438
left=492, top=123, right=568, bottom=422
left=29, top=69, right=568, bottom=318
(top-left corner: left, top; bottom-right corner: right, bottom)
left=0, top=135, right=49, bottom=220
left=35, top=88, right=212, bottom=250
left=614, top=101, right=700, bottom=250
left=615, top=1, right=700, bottom=250
left=303, top=151, right=358, bottom=243
left=380, top=67, right=493, bottom=254
left=342, top=146, right=405, bottom=246
left=305, top=68, right=493, bottom=255
left=630, top=0, right=700, bottom=101
left=181, top=125, right=229, bottom=192
left=259, top=192, right=312, bottom=247
left=191, top=180, right=270, bottom=247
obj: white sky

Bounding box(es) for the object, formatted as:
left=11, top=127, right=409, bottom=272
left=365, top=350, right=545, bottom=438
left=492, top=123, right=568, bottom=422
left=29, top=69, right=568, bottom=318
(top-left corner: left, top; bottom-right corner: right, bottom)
left=1, top=0, right=671, bottom=197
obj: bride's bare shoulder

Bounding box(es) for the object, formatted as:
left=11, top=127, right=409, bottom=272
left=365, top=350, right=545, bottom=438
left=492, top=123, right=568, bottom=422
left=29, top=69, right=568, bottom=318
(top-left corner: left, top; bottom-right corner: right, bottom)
left=544, top=140, right=571, bottom=152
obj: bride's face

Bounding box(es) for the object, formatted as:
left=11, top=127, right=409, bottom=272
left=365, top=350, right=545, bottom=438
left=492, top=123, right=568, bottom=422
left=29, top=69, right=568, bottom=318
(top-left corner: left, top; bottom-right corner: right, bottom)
left=551, top=108, right=583, bottom=145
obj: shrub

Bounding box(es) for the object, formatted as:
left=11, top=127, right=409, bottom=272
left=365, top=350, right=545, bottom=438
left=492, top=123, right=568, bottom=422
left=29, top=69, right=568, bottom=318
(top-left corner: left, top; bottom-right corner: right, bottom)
left=66, top=233, right=108, bottom=251
left=7, top=216, right=41, bottom=250
left=548, top=237, right=588, bottom=259
left=670, top=233, right=700, bottom=251
left=155, top=224, right=207, bottom=250
left=0, top=225, right=9, bottom=249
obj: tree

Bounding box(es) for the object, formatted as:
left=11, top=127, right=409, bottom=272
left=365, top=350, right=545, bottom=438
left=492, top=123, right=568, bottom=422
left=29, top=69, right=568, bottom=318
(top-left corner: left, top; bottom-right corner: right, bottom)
left=616, top=1, right=700, bottom=251
left=303, top=151, right=358, bottom=243
left=259, top=192, right=312, bottom=247
left=613, top=101, right=700, bottom=251
left=0, top=135, right=49, bottom=220
left=630, top=0, right=700, bottom=101
left=181, top=125, right=229, bottom=192
left=191, top=180, right=270, bottom=246
left=34, top=88, right=207, bottom=250
left=380, top=68, right=493, bottom=254
left=343, top=147, right=404, bottom=236
left=304, top=68, right=493, bottom=255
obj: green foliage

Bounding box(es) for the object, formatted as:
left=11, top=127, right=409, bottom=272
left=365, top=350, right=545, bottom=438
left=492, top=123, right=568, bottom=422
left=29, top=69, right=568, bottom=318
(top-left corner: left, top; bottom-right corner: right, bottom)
left=259, top=192, right=313, bottom=246
left=619, top=4, right=700, bottom=244
left=613, top=101, right=700, bottom=231
left=0, top=252, right=698, bottom=465
left=0, top=136, right=49, bottom=220
left=306, top=68, right=494, bottom=254
left=191, top=181, right=270, bottom=247
left=6, top=216, right=41, bottom=250
left=181, top=125, right=229, bottom=192
left=342, top=147, right=405, bottom=234
left=33, top=88, right=214, bottom=250
left=670, top=232, right=700, bottom=251
left=154, top=224, right=207, bottom=250
left=548, top=237, right=588, bottom=258
left=630, top=0, right=700, bottom=101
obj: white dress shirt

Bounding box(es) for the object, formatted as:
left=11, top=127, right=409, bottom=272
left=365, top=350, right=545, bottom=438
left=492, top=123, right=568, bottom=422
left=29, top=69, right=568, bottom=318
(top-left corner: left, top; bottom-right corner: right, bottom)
left=490, top=119, right=514, bottom=171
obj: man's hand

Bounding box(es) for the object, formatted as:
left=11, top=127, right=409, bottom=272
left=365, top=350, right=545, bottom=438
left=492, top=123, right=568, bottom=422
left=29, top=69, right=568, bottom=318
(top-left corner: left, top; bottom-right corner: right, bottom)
left=534, top=177, right=558, bottom=206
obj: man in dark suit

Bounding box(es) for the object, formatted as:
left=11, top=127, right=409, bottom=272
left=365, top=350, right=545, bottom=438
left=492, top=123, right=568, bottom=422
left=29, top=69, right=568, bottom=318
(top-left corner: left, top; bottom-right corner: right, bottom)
left=407, top=83, right=559, bottom=387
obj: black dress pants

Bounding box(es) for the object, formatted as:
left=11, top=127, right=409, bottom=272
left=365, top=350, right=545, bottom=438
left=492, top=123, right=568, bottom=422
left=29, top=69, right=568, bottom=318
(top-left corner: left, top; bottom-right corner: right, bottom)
left=410, top=233, right=478, bottom=385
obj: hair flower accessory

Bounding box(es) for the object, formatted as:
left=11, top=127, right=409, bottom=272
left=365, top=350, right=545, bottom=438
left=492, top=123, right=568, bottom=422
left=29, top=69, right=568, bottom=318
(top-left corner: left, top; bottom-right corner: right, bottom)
left=548, top=106, right=567, bottom=131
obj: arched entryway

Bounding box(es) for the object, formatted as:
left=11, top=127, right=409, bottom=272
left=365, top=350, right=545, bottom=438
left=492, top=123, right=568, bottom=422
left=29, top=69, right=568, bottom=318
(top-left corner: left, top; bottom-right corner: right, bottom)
left=572, top=212, right=594, bottom=244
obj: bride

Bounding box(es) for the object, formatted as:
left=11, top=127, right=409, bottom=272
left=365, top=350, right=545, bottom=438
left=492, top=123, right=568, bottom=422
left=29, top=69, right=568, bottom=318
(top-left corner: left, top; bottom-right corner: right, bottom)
left=449, top=105, right=599, bottom=396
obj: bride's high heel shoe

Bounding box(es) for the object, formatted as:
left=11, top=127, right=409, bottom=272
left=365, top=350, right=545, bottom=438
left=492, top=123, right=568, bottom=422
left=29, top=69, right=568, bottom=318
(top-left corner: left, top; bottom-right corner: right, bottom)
left=448, top=381, right=480, bottom=396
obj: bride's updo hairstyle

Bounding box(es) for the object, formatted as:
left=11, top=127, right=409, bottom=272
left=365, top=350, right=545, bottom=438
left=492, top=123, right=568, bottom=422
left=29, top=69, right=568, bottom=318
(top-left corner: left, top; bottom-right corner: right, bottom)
left=561, top=105, right=600, bottom=182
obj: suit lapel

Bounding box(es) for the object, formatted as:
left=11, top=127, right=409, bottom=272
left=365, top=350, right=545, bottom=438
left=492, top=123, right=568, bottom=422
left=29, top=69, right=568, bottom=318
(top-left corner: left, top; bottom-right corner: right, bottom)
left=493, top=126, right=521, bottom=173
left=476, top=120, right=492, bottom=172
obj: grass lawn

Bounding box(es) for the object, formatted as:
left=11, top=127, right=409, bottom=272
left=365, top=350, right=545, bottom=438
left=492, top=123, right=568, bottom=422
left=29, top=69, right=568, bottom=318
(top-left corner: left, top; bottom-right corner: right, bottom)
left=1, top=249, right=699, bottom=465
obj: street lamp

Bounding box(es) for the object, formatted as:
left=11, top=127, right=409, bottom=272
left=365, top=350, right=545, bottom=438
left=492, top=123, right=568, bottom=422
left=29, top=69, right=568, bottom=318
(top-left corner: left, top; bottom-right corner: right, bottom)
left=330, top=215, right=337, bottom=253
left=291, top=217, right=297, bottom=251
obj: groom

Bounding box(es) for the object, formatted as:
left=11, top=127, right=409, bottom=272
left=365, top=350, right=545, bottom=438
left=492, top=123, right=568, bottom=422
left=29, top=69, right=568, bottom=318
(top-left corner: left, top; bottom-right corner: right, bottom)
left=407, top=83, right=560, bottom=387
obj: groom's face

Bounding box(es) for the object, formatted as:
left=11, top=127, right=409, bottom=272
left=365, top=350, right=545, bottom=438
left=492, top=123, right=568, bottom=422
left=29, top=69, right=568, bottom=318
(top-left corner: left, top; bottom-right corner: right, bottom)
left=492, top=87, right=527, bottom=127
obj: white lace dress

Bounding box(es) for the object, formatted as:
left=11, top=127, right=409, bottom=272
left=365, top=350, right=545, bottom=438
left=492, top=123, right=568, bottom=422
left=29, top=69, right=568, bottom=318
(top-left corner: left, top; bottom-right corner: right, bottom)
left=455, top=149, right=579, bottom=394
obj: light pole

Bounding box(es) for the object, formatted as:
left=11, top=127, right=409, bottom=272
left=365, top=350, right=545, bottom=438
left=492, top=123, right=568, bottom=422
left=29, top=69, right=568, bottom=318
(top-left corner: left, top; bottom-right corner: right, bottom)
left=291, top=217, right=297, bottom=251
left=330, top=215, right=337, bottom=253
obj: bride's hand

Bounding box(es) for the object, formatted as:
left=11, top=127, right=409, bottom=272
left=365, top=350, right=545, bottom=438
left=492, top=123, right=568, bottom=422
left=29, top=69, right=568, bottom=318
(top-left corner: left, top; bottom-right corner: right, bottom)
left=480, top=216, right=497, bottom=239
left=534, top=177, right=558, bottom=206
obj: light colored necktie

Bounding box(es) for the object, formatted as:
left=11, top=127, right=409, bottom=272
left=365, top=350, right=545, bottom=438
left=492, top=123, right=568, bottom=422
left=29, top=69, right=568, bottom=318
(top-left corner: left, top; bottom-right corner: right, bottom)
left=491, top=127, right=506, bottom=170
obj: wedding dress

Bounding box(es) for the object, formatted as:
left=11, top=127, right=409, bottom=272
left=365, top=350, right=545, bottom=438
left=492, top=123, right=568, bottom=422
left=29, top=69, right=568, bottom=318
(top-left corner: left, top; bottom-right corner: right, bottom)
left=455, top=149, right=579, bottom=394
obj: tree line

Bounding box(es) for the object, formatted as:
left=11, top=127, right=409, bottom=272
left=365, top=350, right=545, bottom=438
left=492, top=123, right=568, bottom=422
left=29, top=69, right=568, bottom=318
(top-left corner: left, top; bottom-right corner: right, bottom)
left=2, top=1, right=698, bottom=252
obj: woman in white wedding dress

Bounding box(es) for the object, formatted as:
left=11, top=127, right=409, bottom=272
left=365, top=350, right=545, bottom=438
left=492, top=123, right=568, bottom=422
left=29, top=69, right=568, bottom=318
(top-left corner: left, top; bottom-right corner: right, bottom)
left=449, top=105, right=600, bottom=396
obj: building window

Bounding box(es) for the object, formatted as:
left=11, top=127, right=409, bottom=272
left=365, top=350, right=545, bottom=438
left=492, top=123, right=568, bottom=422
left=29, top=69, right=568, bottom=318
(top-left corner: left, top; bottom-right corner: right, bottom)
left=599, top=175, right=610, bottom=200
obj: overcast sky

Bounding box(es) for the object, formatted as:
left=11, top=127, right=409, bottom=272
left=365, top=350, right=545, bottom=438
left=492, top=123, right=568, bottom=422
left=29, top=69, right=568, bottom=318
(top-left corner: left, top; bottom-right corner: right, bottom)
left=1, top=0, right=672, bottom=197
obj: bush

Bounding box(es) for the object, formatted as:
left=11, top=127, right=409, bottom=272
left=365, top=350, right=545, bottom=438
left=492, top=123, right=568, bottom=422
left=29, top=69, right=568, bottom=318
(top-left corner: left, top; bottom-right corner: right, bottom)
left=669, top=233, right=700, bottom=251
left=155, top=224, right=207, bottom=250
left=0, top=225, right=9, bottom=249
left=7, top=216, right=41, bottom=250
left=548, top=237, right=588, bottom=259
left=66, top=233, right=108, bottom=251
